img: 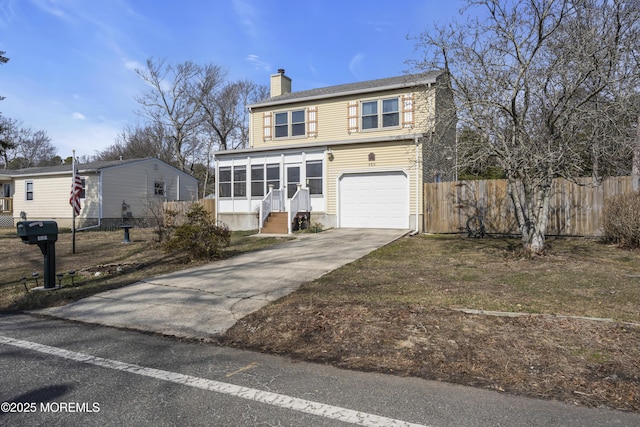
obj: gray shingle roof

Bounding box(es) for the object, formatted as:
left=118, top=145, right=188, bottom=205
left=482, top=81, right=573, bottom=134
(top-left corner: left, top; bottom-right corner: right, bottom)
left=4, top=158, right=150, bottom=176
left=250, top=71, right=443, bottom=108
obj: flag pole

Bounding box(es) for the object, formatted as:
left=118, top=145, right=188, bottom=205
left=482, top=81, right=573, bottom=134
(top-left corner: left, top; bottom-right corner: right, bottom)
left=72, top=150, right=76, bottom=254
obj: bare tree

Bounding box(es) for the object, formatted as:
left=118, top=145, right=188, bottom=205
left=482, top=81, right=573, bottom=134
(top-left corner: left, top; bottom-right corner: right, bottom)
left=0, top=116, right=57, bottom=168
left=198, top=78, right=267, bottom=197
left=413, top=0, right=640, bottom=255
left=0, top=115, right=17, bottom=167
left=12, top=128, right=57, bottom=168
left=97, top=123, right=176, bottom=165
left=134, top=59, right=222, bottom=171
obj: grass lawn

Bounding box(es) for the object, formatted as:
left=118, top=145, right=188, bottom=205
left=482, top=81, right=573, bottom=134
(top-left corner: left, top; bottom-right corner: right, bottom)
left=222, top=235, right=640, bottom=412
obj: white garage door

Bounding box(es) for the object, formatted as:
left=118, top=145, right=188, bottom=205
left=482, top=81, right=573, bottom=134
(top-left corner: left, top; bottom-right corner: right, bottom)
left=339, top=172, right=409, bottom=229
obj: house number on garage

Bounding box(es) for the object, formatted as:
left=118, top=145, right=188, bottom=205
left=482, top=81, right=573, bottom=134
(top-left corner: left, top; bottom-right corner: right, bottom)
left=368, top=152, right=375, bottom=167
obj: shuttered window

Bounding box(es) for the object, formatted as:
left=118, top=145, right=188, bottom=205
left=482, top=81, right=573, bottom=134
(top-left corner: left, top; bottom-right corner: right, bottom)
left=308, top=106, right=318, bottom=137
left=263, top=112, right=272, bottom=141
left=347, top=101, right=358, bottom=134
left=402, top=93, right=415, bottom=128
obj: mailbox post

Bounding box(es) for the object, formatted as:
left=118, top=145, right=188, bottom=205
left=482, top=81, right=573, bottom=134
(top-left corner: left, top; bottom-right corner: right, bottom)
left=16, top=221, right=59, bottom=289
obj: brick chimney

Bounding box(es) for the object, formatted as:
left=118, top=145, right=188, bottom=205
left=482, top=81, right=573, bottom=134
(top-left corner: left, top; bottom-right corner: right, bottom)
left=270, top=68, right=291, bottom=97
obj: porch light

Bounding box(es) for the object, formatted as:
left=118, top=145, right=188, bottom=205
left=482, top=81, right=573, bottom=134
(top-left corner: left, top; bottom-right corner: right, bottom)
left=327, top=149, right=334, bottom=161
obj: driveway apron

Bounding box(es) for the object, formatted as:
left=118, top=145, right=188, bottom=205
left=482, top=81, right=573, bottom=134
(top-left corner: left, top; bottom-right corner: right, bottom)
left=34, top=229, right=407, bottom=340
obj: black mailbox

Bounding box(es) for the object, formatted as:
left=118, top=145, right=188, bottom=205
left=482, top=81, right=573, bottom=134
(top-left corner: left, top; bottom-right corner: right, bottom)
left=17, top=221, right=59, bottom=289
left=17, top=221, right=58, bottom=244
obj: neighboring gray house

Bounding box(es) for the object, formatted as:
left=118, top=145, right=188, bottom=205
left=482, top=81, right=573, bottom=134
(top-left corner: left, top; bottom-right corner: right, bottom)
left=0, top=158, right=198, bottom=228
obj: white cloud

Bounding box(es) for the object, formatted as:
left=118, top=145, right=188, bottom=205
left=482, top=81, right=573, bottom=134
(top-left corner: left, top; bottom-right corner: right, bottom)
left=28, top=0, right=73, bottom=22
left=349, top=53, right=365, bottom=78
left=246, top=54, right=270, bottom=72
left=0, top=0, right=18, bottom=29
left=72, top=112, right=86, bottom=120
left=124, top=59, right=143, bottom=71
left=233, top=0, right=259, bottom=38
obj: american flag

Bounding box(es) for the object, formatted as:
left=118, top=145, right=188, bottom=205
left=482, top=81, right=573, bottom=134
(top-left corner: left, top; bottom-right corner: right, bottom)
left=70, top=161, right=82, bottom=216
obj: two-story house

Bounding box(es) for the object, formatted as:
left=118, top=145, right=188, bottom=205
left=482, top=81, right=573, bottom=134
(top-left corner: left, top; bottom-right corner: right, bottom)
left=214, top=69, right=455, bottom=234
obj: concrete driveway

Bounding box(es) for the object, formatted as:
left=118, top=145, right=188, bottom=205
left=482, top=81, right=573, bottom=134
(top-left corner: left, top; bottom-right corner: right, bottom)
left=35, top=229, right=407, bottom=340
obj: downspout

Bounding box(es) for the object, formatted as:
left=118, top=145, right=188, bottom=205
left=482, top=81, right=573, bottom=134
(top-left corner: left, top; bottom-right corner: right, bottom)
left=412, top=136, right=420, bottom=235
left=214, top=155, right=219, bottom=224
left=248, top=107, right=253, bottom=148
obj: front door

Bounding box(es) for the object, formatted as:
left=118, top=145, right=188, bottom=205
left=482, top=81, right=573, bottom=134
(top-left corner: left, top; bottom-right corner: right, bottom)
left=286, top=165, right=300, bottom=199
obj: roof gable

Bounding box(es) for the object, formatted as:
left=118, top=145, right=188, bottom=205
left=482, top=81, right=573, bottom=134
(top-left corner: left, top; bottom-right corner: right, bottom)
left=250, top=71, right=443, bottom=108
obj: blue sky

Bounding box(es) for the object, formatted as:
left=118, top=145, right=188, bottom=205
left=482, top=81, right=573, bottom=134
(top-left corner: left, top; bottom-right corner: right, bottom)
left=0, top=0, right=464, bottom=158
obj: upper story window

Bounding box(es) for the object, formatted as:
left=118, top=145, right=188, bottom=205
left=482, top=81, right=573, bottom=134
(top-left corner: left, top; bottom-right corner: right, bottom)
left=361, top=98, right=399, bottom=130
left=275, top=109, right=306, bottom=138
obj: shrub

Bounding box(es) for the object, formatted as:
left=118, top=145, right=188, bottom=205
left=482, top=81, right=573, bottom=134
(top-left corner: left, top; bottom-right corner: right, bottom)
left=603, top=192, right=640, bottom=249
left=163, top=203, right=231, bottom=260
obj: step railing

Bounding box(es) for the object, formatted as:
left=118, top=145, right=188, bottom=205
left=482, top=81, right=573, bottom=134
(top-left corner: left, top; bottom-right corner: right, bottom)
left=288, top=185, right=311, bottom=234
left=259, top=186, right=283, bottom=232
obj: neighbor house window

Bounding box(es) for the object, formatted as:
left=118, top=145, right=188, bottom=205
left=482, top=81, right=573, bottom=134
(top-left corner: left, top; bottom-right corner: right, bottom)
left=79, top=179, right=86, bottom=199
left=274, top=109, right=306, bottom=138
left=306, top=160, right=323, bottom=195
left=154, top=181, right=165, bottom=196
left=361, top=98, right=399, bottom=130
left=25, top=181, right=34, bottom=201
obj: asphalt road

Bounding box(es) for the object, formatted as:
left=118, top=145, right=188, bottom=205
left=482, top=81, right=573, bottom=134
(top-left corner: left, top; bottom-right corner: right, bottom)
left=1, top=314, right=639, bottom=427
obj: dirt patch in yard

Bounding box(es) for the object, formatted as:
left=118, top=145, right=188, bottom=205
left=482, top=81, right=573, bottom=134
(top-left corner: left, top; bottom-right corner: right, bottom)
left=223, top=235, right=640, bottom=412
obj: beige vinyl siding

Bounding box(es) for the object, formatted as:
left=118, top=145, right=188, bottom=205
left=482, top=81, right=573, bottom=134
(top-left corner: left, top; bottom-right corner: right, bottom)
left=325, top=140, right=421, bottom=215
left=81, top=175, right=100, bottom=218
left=13, top=176, right=75, bottom=220
left=9, top=160, right=198, bottom=228
left=251, top=87, right=436, bottom=148
left=12, top=173, right=100, bottom=222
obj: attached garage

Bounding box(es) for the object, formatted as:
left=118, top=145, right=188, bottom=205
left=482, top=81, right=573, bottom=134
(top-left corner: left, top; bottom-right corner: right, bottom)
left=338, top=171, right=409, bottom=229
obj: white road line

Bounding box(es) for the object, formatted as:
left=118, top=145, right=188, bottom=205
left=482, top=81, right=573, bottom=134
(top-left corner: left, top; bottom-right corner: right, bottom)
left=0, top=334, right=428, bottom=427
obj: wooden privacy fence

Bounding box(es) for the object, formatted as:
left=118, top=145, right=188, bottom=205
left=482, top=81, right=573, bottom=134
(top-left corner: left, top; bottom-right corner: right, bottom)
left=424, top=176, right=634, bottom=236
left=163, top=199, right=216, bottom=225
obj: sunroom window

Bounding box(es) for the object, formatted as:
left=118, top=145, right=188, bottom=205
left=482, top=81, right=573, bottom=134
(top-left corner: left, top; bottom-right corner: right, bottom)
left=218, top=166, right=247, bottom=198
left=306, top=160, right=323, bottom=195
